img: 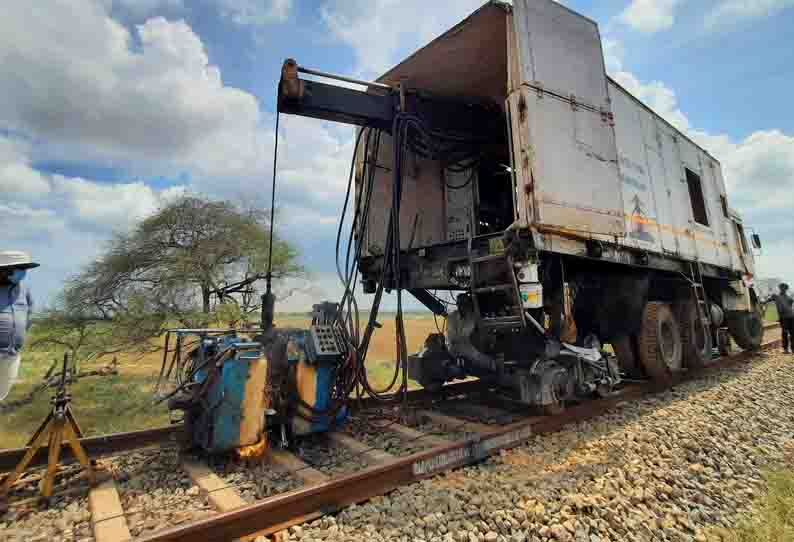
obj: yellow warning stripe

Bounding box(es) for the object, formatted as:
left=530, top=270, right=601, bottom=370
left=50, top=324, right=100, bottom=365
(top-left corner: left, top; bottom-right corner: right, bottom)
left=537, top=216, right=743, bottom=260
left=625, top=214, right=725, bottom=249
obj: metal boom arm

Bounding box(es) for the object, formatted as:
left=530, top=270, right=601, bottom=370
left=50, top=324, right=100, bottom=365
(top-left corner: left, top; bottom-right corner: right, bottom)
left=277, top=59, right=504, bottom=138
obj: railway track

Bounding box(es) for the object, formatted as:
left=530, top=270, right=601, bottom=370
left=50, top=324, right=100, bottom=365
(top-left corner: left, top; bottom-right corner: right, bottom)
left=1, top=324, right=781, bottom=542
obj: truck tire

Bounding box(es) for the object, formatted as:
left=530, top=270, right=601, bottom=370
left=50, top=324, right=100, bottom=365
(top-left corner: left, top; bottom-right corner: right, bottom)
left=638, top=302, right=683, bottom=384
left=677, top=300, right=712, bottom=369
left=726, top=310, right=764, bottom=351
left=612, top=335, right=641, bottom=378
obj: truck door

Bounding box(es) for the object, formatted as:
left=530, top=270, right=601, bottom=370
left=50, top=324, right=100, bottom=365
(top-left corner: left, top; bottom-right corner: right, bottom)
left=657, top=126, right=698, bottom=260
left=509, top=0, right=624, bottom=237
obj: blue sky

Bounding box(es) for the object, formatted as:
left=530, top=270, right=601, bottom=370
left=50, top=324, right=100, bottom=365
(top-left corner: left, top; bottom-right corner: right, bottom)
left=2, top=0, right=793, bottom=312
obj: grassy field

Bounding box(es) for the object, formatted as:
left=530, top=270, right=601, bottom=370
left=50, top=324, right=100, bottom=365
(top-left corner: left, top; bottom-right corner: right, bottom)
left=765, top=303, right=779, bottom=322
left=717, top=468, right=794, bottom=541
left=0, top=314, right=439, bottom=448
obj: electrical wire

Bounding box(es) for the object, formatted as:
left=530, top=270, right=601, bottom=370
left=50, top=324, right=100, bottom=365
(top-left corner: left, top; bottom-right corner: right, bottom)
left=327, top=108, right=491, bottom=408
left=265, top=109, right=280, bottom=288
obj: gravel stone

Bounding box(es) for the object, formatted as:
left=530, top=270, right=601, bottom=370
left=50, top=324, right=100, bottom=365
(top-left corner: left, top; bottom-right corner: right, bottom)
left=286, top=350, right=794, bottom=542
left=208, top=454, right=300, bottom=503
left=1, top=496, right=92, bottom=542
left=112, top=445, right=212, bottom=537
left=297, top=434, right=370, bottom=476
left=343, top=415, right=436, bottom=456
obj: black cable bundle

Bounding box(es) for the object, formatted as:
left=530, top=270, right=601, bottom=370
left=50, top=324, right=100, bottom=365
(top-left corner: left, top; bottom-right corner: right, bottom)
left=330, top=110, right=487, bottom=408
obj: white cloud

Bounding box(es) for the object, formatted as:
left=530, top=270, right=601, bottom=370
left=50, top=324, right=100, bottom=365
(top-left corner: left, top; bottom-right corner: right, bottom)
left=0, top=1, right=359, bottom=308
left=52, top=177, right=161, bottom=231
left=0, top=2, right=353, bottom=200
left=618, top=0, right=682, bottom=33
left=320, top=0, right=483, bottom=77
left=602, top=38, right=625, bottom=73
left=215, top=0, right=292, bottom=25
left=691, top=130, right=794, bottom=218
left=0, top=138, right=51, bottom=199
left=0, top=133, right=191, bottom=304
left=611, top=71, right=691, bottom=132
left=756, top=240, right=794, bottom=288
left=0, top=203, right=66, bottom=243
left=705, top=0, right=794, bottom=29
left=0, top=3, right=262, bottom=181
left=1, top=135, right=183, bottom=234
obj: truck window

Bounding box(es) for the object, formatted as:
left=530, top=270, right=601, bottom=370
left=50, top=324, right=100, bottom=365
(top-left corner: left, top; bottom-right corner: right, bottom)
left=686, top=168, right=709, bottom=226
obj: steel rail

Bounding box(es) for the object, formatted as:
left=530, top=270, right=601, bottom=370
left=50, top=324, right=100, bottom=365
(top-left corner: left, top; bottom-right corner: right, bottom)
left=0, top=378, right=485, bottom=474
left=138, top=329, right=782, bottom=542
left=0, top=425, right=182, bottom=473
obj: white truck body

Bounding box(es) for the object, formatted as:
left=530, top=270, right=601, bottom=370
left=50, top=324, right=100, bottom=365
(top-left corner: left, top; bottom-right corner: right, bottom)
left=357, top=0, right=754, bottom=278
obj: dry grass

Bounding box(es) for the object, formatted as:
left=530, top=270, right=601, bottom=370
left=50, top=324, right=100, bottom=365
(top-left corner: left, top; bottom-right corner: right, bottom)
left=716, top=469, right=794, bottom=542
left=0, top=314, right=439, bottom=448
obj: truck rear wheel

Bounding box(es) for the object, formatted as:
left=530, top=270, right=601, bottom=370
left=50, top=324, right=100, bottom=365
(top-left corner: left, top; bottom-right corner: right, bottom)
left=638, top=302, right=683, bottom=384
left=726, top=310, right=764, bottom=351
left=612, top=335, right=641, bottom=378
left=677, top=300, right=712, bottom=369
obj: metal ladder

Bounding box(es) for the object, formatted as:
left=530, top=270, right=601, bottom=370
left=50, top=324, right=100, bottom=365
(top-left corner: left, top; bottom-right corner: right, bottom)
left=467, top=234, right=526, bottom=330
left=688, top=262, right=711, bottom=327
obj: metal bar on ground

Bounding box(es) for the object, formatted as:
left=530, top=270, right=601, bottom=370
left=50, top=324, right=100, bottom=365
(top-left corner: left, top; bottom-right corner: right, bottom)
left=89, top=479, right=131, bottom=542
left=326, top=432, right=395, bottom=464
left=268, top=450, right=329, bottom=485
left=0, top=425, right=182, bottom=473
left=182, top=459, right=247, bottom=512
left=0, top=379, right=491, bottom=473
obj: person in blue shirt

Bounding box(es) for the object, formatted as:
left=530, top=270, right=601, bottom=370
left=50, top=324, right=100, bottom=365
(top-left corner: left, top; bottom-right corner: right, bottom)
left=0, top=250, right=38, bottom=401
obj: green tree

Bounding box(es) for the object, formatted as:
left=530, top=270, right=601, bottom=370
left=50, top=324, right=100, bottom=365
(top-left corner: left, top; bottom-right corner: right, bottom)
left=66, top=194, right=300, bottom=323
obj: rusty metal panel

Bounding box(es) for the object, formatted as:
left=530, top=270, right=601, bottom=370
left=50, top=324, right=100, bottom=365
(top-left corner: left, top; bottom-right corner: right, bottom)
left=610, top=84, right=665, bottom=254
left=376, top=3, right=508, bottom=104
left=511, top=0, right=624, bottom=237
left=512, top=0, right=609, bottom=110
left=358, top=132, right=447, bottom=257
left=517, top=85, right=625, bottom=236
left=607, top=79, right=752, bottom=273
left=654, top=124, right=697, bottom=261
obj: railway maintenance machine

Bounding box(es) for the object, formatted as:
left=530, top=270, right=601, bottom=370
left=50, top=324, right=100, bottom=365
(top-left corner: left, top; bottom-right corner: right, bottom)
left=275, top=0, right=764, bottom=414
left=168, top=0, right=765, bottom=452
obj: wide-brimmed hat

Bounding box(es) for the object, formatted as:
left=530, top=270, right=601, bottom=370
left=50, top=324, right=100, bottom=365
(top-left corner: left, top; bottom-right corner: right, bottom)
left=0, top=251, right=40, bottom=270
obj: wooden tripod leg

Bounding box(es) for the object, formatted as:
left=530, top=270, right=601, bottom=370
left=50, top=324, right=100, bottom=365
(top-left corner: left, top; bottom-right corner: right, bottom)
left=66, top=405, right=84, bottom=438
left=0, top=415, right=54, bottom=496
left=64, top=413, right=95, bottom=485
left=41, top=418, right=65, bottom=499
left=25, top=411, right=54, bottom=447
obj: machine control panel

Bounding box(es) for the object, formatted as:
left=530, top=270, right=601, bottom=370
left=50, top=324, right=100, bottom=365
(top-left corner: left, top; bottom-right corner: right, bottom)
left=307, top=325, right=346, bottom=363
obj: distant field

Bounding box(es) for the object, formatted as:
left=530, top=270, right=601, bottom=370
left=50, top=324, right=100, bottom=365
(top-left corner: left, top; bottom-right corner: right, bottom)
left=0, top=314, right=439, bottom=448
